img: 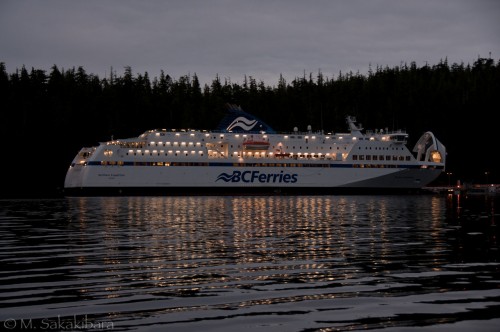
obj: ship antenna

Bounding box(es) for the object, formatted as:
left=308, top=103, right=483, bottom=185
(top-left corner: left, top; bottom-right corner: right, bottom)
left=320, top=105, right=324, bottom=134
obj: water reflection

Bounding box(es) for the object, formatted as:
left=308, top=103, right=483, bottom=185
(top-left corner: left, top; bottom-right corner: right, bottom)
left=1, top=195, right=499, bottom=331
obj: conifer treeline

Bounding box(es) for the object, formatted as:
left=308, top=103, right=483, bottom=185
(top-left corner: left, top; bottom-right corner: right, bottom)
left=1, top=58, right=499, bottom=196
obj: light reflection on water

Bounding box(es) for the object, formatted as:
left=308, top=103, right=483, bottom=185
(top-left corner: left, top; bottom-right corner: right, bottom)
left=0, top=195, right=499, bottom=331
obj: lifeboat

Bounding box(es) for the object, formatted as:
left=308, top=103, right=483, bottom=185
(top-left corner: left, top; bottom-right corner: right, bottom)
left=243, top=139, right=270, bottom=151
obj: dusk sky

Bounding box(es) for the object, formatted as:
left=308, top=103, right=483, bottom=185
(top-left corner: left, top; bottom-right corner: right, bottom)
left=1, top=0, right=499, bottom=85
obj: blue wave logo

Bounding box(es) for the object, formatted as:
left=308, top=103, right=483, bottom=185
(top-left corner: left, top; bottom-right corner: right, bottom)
left=216, top=173, right=236, bottom=182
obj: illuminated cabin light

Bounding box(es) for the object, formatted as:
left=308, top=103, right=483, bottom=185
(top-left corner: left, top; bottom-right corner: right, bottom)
left=325, top=136, right=330, bottom=139
left=168, top=150, right=173, bottom=153
left=181, top=142, right=186, bottom=146
left=175, top=133, right=180, bottom=136
left=263, top=135, right=268, bottom=138
left=431, top=151, right=442, bottom=163
left=312, top=136, right=316, bottom=139
left=128, top=149, right=133, bottom=153
left=190, top=133, right=195, bottom=136
left=243, top=134, right=247, bottom=138
left=338, top=136, right=343, bottom=140
left=183, top=150, right=188, bottom=154
left=137, top=150, right=142, bottom=153
left=155, top=133, right=160, bottom=136
left=191, top=151, right=195, bottom=154
left=152, top=150, right=158, bottom=153
left=176, top=150, right=180, bottom=153
left=220, top=134, right=224, bottom=137
left=370, top=137, right=375, bottom=141
left=284, top=135, right=288, bottom=139
left=235, top=134, right=240, bottom=138
left=150, top=141, right=155, bottom=145
left=196, top=142, right=201, bottom=146
left=198, top=151, right=203, bottom=154
left=166, top=142, right=171, bottom=145
left=269, top=152, right=274, bottom=156
left=160, top=150, right=164, bottom=153
left=305, top=136, right=309, bottom=139
left=145, top=150, right=150, bottom=153
left=352, top=137, right=357, bottom=140
left=188, top=142, right=193, bottom=146
left=173, top=142, right=178, bottom=145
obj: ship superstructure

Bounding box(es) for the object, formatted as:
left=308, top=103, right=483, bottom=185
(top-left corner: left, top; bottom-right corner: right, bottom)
left=64, top=104, right=446, bottom=195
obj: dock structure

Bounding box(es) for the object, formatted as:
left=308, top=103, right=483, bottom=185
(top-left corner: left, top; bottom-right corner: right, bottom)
left=424, top=184, right=499, bottom=196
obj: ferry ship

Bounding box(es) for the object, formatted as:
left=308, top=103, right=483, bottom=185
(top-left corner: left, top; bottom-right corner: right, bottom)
left=64, top=104, right=446, bottom=195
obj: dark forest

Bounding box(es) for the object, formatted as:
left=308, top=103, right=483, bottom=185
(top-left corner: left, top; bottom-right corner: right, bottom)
left=1, top=57, right=499, bottom=197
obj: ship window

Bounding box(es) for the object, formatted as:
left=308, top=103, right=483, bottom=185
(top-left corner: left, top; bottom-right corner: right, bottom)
left=386, top=156, right=391, bottom=160
left=373, top=155, right=378, bottom=160
left=392, top=156, right=397, bottom=160
left=366, top=155, right=371, bottom=160
left=353, top=155, right=358, bottom=160
left=359, top=155, right=365, bottom=161
left=406, top=156, right=411, bottom=161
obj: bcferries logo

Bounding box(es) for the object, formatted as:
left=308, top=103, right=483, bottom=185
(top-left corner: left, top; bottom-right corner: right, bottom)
left=226, top=116, right=258, bottom=131
left=216, top=170, right=298, bottom=183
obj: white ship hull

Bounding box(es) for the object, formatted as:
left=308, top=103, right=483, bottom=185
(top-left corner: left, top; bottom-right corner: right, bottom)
left=64, top=105, right=446, bottom=195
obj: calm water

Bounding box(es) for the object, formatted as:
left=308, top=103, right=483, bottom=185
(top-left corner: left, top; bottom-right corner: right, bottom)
left=0, top=194, right=499, bottom=331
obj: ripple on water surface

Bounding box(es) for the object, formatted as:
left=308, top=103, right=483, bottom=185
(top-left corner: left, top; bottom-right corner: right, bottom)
left=0, top=195, right=499, bottom=331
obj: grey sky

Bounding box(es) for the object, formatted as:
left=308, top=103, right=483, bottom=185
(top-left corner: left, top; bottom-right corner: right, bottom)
left=1, top=0, right=499, bottom=86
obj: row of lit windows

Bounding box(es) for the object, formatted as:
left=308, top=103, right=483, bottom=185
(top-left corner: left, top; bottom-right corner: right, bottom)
left=352, top=155, right=412, bottom=161
left=96, top=161, right=411, bottom=168
left=148, top=142, right=202, bottom=147
left=126, top=151, right=204, bottom=157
